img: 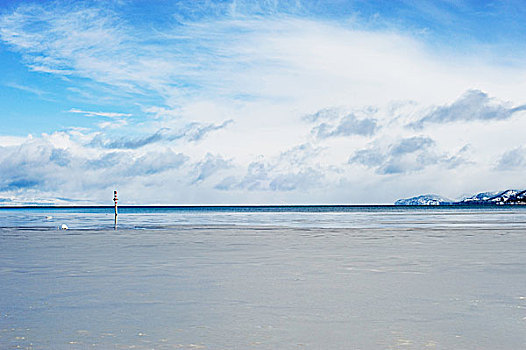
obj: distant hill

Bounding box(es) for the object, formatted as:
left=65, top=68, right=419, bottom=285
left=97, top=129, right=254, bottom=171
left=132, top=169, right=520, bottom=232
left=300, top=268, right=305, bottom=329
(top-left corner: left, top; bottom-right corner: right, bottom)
left=395, top=194, right=452, bottom=206
left=395, top=189, right=526, bottom=205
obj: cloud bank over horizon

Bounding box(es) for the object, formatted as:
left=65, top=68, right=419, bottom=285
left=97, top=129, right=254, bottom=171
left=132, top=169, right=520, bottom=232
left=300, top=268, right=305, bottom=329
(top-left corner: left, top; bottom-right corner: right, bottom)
left=1, top=0, right=526, bottom=205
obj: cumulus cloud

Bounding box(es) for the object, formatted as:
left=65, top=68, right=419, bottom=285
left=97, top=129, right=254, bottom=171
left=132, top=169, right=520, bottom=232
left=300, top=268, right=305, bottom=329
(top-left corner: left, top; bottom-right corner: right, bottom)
left=192, top=154, right=231, bottom=184
left=185, top=120, right=234, bottom=142
left=313, top=113, right=378, bottom=138
left=84, top=152, right=124, bottom=170
left=1, top=178, right=41, bottom=192
left=89, top=120, right=232, bottom=149
left=277, top=143, right=323, bottom=166
left=216, top=162, right=325, bottom=192
left=82, top=150, right=187, bottom=177
left=90, top=130, right=168, bottom=149
left=410, top=90, right=526, bottom=128
left=496, top=147, right=526, bottom=169
left=269, top=168, right=323, bottom=191
left=302, top=107, right=341, bottom=123
left=349, top=148, right=386, bottom=168
left=349, top=136, right=469, bottom=175
left=97, top=119, right=128, bottom=129
left=305, top=106, right=380, bottom=139
left=390, top=136, right=434, bottom=155
left=215, top=143, right=325, bottom=191
left=49, top=148, right=71, bottom=167
left=127, top=151, right=187, bottom=176
left=0, top=141, right=58, bottom=192
left=0, top=132, right=190, bottom=203
left=228, top=161, right=270, bottom=191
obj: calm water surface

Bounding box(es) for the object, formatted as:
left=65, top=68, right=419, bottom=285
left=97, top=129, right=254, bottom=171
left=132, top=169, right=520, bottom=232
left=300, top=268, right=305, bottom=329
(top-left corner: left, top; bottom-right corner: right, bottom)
left=1, top=206, right=525, bottom=349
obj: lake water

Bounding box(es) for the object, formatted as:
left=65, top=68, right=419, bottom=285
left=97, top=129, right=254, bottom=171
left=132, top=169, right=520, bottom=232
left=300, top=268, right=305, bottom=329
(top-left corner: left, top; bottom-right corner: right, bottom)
left=1, top=206, right=525, bottom=349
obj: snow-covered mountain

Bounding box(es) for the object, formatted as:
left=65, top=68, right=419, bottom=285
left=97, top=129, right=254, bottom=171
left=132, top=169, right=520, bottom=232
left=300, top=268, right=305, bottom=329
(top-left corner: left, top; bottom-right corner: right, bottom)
left=396, top=189, right=526, bottom=205
left=457, top=189, right=526, bottom=205
left=395, top=194, right=453, bottom=206
left=460, top=191, right=501, bottom=203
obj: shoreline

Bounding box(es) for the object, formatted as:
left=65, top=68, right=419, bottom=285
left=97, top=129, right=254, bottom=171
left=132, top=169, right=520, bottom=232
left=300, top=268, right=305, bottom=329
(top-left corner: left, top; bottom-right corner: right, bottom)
left=0, top=203, right=525, bottom=209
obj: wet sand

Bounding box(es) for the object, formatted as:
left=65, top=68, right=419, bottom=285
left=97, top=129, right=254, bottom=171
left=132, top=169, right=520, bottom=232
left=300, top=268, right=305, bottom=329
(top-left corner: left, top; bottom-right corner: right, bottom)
left=1, top=222, right=525, bottom=349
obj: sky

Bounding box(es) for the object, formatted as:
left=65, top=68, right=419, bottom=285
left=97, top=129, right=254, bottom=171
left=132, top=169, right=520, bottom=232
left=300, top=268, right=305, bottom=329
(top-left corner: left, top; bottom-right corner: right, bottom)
left=1, top=0, right=526, bottom=205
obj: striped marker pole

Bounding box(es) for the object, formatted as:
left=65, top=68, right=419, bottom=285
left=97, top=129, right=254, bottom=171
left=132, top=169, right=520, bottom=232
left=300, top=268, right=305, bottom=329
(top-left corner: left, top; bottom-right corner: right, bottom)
left=113, top=190, right=118, bottom=216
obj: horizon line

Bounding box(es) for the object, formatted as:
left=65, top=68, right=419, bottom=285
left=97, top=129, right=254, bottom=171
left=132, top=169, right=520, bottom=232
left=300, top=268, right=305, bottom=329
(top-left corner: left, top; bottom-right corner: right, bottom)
left=0, top=203, right=514, bottom=209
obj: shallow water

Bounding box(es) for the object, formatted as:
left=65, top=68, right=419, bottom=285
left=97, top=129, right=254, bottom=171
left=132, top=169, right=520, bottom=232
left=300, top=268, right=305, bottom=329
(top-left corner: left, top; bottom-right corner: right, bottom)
left=1, top=207, right=525, bottom=349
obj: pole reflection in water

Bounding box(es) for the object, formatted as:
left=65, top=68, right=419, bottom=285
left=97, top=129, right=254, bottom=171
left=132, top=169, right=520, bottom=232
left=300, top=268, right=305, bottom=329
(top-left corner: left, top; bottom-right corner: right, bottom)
left=113, top=190, right=118, bottom=230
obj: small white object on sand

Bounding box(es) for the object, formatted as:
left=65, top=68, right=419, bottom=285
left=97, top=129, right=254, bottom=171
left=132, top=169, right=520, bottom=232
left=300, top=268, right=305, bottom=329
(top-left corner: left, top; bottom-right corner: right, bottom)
left=60, top=224, right=69, bottom=230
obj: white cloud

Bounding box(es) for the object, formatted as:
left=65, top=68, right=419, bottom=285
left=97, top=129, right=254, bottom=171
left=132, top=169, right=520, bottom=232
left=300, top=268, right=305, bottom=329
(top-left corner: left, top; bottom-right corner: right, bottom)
left=89, top=120, right=232, bottom=149
left=409, top=89, right=526, bottom=128
left=348, top=136, right=469, bottom=175
left=97, top=119, right=128, bottom=129
left=192, top=153, right=231, bottom=184
left=496, top=147, right=526, bottom=170
left=68, top=108, right=132, bottom=118
left=310, top=113, right=379, bottom=139
left=5, top=82, right=47, bottom=96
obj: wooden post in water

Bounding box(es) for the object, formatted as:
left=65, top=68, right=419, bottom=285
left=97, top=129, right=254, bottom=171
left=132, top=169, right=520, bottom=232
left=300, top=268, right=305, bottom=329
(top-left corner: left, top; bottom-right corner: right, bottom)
left=113, top=190, right=118, bottom=229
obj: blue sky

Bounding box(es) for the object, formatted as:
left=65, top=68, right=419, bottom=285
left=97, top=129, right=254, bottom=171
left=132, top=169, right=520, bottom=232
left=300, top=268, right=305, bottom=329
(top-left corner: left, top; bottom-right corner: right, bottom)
left=1, top=0, right=526, bottom=205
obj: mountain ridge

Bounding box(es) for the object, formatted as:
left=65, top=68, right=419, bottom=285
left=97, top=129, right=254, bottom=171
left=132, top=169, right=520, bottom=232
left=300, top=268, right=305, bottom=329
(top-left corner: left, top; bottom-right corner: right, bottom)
left=396, top=189, right=526, bottom=205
